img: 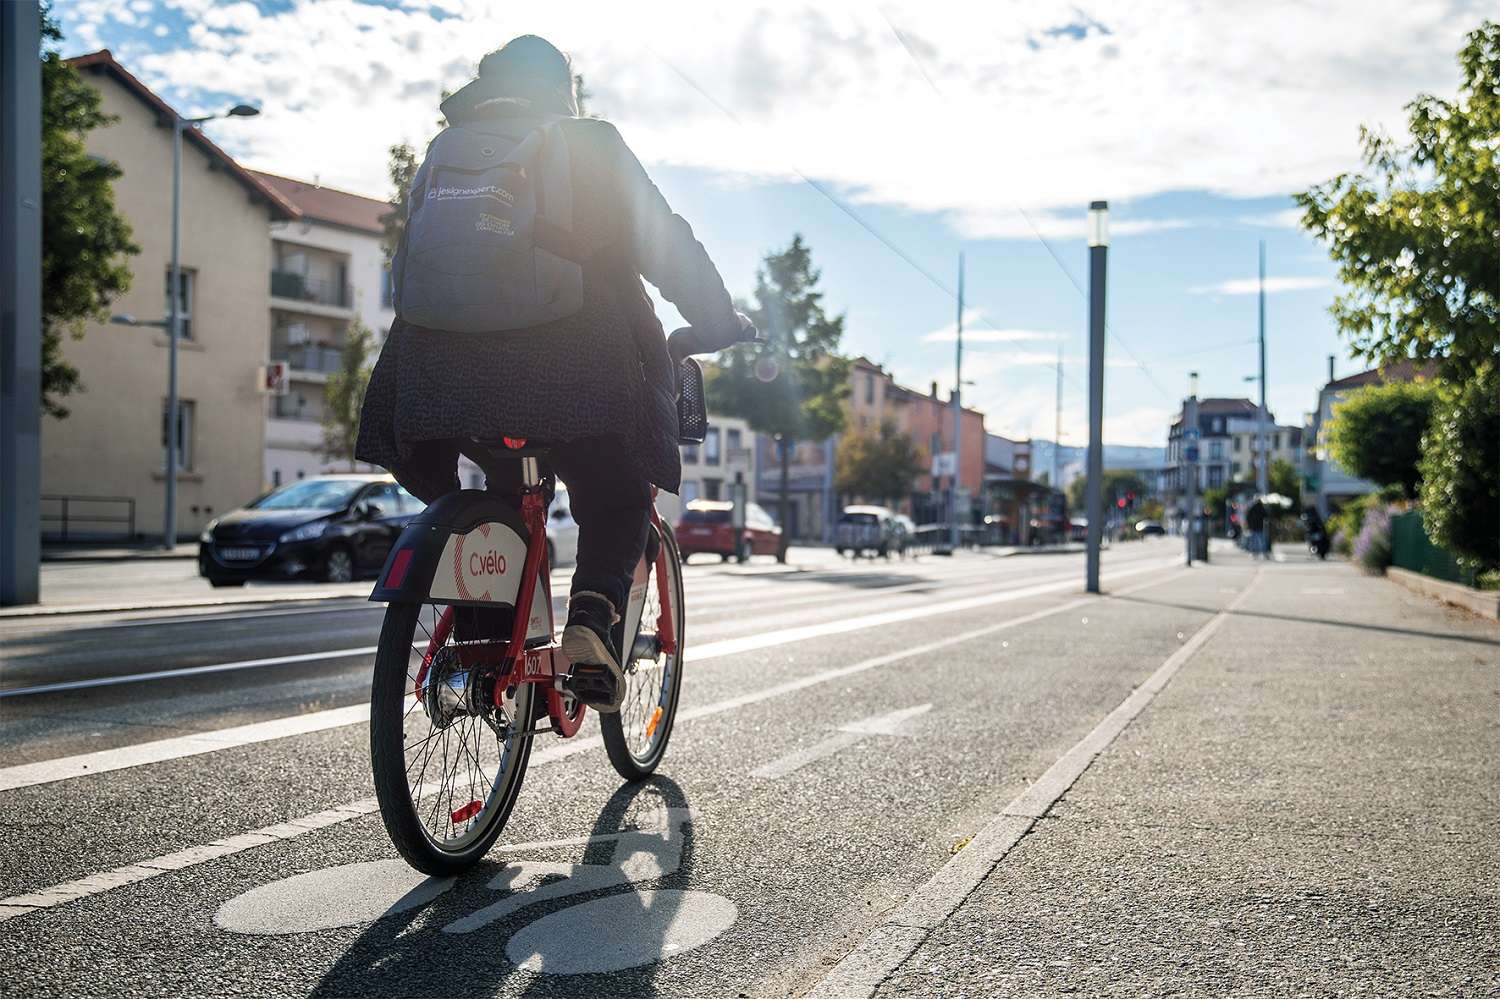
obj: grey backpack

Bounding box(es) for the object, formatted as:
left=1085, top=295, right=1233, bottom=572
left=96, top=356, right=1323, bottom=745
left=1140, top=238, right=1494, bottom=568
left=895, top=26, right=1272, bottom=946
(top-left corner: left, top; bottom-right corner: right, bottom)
left=392, top=117, right=583, bottom=333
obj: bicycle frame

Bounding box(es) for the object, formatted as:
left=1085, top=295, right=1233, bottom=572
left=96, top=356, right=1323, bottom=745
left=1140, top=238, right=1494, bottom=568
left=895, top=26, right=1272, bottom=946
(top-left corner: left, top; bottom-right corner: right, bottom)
left=410, top=470, right=676, bottom=740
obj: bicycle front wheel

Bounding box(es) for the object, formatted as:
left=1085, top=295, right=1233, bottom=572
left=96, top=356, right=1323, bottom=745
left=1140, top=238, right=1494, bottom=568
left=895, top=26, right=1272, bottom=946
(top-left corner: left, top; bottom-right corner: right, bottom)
left=370, top=600, right=535, bottom=875
left=601, top=525, right=685, bottom=781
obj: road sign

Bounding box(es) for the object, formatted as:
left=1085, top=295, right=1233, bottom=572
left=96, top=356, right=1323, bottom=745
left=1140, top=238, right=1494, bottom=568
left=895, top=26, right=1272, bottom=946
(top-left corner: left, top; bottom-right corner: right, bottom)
left=1183, top=427, right=1201, bottom=443
left=931, top=451, right=957, bottom=478
left=1185, top=445, right=1200, bottom=462
left=261, top=361, right=289, bottom=396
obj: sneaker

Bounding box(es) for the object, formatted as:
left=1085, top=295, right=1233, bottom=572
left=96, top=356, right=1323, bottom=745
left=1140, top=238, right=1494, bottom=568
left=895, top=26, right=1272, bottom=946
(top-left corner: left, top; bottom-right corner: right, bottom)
left=561, top=592, right=625, bottom=713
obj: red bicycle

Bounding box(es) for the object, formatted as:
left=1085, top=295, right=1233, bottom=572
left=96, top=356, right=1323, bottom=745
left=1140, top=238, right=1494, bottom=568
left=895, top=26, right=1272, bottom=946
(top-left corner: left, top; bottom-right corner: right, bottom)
left=365, top=328, right=726, bottom=875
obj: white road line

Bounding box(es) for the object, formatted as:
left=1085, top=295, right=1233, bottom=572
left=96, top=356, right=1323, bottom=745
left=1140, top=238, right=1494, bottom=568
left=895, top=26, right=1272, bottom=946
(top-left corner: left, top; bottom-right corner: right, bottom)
left=805, top=569, right=1261, bottom=999
left=0, top=557, right=1175, bottom=701
left=0, top=567, right=1189, bottom=922
left=750, top=704, right=932, bottom=780
left=0, top=647, right=380, bottom=700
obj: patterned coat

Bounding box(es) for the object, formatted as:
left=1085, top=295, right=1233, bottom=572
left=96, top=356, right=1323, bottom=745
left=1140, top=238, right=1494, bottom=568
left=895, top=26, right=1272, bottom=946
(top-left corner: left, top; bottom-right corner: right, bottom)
left=356, top=78, right=740, bottom=500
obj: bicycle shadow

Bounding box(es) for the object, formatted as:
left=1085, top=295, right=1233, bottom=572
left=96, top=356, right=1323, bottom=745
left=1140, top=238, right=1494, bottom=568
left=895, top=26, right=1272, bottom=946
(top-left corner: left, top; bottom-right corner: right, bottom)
left=308, top=775, right=697, bottom=999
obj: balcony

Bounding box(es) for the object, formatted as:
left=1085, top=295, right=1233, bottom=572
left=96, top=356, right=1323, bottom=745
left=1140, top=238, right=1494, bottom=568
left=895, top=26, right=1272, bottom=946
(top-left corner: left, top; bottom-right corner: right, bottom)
left=274, top=343, right=344, bottom=376
left=270, top=270, right=353, bottom=312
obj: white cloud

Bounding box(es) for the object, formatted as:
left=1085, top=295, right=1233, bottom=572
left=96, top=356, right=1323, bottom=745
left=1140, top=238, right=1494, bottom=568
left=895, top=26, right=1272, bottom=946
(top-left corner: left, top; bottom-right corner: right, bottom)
left=1189, top=276, right=1332, bottom=295
left=1237, top=208, right=1305, bottom=229
left=922, top=310, right=1062, bottom=343
left=77, top=0, right=1475, bottom=221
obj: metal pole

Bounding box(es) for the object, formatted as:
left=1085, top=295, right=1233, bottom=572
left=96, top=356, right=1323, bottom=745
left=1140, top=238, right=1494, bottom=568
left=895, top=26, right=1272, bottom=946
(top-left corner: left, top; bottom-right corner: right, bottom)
left=1184, top=377, right=1200, bottom=566
left=165, top=117, right=183, bottom=549
left=949, top=253, right=964, bottom=551
left=1084, top=202, right=1107, bottom=593
left=1, top=1, right=42, bottom=606
left=1257, top=240, right=1269, bottom=497
left=1053, top=346, right=1062, bottom=488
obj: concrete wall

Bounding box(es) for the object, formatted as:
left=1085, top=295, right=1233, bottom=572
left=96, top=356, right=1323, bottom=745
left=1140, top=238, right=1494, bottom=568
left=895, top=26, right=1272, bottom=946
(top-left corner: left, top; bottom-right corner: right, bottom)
left=41, top=72, right=274, bottom=541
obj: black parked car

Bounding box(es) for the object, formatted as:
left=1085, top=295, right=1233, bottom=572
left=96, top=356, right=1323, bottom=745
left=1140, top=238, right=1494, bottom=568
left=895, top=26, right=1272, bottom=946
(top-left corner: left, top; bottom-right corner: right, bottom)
left=198, top=475, right=424, bottom=587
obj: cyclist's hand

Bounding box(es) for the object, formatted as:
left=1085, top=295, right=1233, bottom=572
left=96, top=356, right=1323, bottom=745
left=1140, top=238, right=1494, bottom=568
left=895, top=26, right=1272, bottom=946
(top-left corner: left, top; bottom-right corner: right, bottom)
left=735, top=312, right=762, bottom=343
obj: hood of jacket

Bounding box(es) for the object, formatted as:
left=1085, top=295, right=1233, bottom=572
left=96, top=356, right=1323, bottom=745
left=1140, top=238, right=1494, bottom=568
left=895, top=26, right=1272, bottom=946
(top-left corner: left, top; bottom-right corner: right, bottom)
left=440, top=76, right=576, bottom=126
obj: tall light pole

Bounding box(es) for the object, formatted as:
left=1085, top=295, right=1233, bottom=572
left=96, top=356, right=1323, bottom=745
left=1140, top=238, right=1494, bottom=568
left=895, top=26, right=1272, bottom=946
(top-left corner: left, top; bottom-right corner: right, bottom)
left=949, top=252, right=964, bottom=552
left=1053, top=345, right=1063, bottom=489
left=1, top=0, right=42, bottom=606
left=1184, top=372, right=1200, bottom=566
left=1256, top=241, right=1270, bottom=498
left=162, top=103, right=259, bottom=548
left=1084, top=201, right=1107, bottom=593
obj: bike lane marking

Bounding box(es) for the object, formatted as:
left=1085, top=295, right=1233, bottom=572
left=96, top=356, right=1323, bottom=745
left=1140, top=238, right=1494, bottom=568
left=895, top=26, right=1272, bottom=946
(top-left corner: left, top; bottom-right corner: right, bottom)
left=804, top=568, right=1262, bottom=999
left=0, top=564, right=1186, bottom=922
left=750, top=703, right=933, bottom=780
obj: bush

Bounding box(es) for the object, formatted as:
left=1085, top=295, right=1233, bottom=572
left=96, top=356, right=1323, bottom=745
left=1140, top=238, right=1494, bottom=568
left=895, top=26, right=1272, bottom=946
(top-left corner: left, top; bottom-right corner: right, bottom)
left=1326, top=486, right=1404, bottom=556
left=1419, top=366, right=1500, bottom=571
left=1327, top=380, right=1438, bottom=498
left=1353, top=505, right=1393, bottom=574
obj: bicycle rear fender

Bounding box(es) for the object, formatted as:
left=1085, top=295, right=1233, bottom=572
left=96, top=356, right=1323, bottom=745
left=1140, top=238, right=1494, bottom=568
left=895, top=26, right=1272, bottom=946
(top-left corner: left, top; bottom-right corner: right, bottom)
left=370, top=490, right=551, bottom=640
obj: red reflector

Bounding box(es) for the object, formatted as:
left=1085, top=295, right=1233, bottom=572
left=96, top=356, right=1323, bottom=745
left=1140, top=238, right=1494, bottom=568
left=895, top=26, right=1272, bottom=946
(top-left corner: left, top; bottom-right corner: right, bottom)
left=451, top=800, right=483, bottom=824
left=503, top=436, right=527, bottom=450
left=385, top=548, right=414, bottom=589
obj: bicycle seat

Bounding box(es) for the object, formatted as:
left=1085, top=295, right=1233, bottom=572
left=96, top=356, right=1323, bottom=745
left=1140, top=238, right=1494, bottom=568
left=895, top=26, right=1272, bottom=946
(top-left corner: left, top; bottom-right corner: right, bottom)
left=464, top=436, right=554, bottom=460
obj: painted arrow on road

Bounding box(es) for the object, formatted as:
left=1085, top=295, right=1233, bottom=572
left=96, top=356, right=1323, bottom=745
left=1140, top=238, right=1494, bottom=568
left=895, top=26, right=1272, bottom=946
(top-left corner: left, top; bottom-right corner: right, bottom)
left=751, top=703, right=933, bottom=780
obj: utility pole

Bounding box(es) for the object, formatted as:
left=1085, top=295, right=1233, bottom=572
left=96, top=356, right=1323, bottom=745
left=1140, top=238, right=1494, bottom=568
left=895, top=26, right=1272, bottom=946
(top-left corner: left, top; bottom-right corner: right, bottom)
left=948, top=253, right=964, bottom=552
left=1084, top=202, right=1108, bottom=593
left=1257, top=240, right=1270, bottom=499
left=1184, top=372, right=1200, bottom=566
left=1, top=0, right=42, bottom=606
left=1053, top=346, right=1063, bottom=488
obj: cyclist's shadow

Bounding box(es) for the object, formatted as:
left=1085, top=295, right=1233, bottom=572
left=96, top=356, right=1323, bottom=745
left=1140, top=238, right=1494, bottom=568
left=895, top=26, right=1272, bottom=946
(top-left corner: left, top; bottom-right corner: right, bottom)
left=309, top=775, right=695, bottom=999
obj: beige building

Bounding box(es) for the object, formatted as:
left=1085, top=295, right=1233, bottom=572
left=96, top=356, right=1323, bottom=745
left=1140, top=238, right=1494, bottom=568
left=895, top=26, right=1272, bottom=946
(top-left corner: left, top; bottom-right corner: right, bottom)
left=42, top=52, right=297, bottom=542
left=249, top=172, right=395, bottom=487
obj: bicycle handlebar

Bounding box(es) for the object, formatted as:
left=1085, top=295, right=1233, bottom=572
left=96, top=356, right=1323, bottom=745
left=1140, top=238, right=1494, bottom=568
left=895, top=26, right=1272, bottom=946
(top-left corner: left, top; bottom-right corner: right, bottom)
left=667, top=314, right=761, bottom=368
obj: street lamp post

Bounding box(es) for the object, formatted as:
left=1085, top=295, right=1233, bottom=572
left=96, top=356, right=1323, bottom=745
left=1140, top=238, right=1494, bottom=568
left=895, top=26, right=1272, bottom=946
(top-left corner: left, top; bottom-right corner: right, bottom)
left=949, top=252, right=964, bottom=553
left=1084, top=201, right=1108, bottom=593
left=160, top=104, right=258, bottom=549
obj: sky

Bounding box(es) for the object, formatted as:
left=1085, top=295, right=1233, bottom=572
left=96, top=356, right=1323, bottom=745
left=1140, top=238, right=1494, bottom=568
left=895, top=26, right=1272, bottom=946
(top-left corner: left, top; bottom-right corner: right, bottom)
left=55, top=0, right=1487, bottom=448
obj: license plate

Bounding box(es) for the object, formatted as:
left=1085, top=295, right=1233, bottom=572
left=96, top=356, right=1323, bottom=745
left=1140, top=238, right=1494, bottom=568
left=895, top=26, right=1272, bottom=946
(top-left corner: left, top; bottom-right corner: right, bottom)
left=691, top=528, right=711, bottom=536
left=218, top=547, right=262, bottom=561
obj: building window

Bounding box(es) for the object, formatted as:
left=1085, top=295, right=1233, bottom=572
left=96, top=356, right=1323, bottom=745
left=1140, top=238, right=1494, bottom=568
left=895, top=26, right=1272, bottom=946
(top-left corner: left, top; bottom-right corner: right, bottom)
left=1273, top=432, right=1281, bottom=450
left=1210, top=441, right=1223, bottom=460
left=680, top=480, right=699, bottom=504
left=1234, top=437, right=1242, bottom=452
left=727, top=428, right=742, bottom=455
left=682, top=441, right=699, bottom=464
left=705, top=427, right=721, bottom=466
left=381, top=264, right=393, bottom=308
left=165, top=268, right=195, bottom=340
left=161, top=399, right=195, bottom=471
left=703, top=477, right=722, bottom=501
left=272, top=468, right=282, bottom=487
left=1232, top=461, right=1241, bottom=476
left=865, top=373, right=875, bottom=404
left=1208, top=466, right=1224, bottom=488
left=1213, top=417, right=1224, bottom=433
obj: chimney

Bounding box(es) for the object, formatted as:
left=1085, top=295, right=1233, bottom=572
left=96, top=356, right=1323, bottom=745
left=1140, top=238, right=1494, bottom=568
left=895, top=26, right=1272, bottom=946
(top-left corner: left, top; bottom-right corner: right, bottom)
left=930, top=380, right=938, bottom=400
left=1327, top=355, right=1335, bottom=383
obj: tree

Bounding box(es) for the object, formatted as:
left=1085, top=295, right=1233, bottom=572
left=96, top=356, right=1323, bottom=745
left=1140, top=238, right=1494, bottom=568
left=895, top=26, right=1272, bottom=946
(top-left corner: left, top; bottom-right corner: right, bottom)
left=40, top=4, right=138, bottom=417
left=1325, top=380, right=1438, bottom=498
left=707, top=235, right=851, bottom=560
left=836, top=420, right=923, bottom=507
left=1419, top=368, right=1499, bottom=569
left=1295, top=21, right=1500, bottom=383
left=1268, top=458, right=1302, bottom=510
left=379, top=141, right=419, bottom=265
left=322, top=319, right=376, bottom=471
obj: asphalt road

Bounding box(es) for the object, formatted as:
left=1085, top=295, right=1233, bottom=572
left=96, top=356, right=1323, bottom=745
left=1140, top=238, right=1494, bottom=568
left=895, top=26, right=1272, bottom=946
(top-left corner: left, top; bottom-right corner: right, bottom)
left=1, top=539, right=1493, bottom=997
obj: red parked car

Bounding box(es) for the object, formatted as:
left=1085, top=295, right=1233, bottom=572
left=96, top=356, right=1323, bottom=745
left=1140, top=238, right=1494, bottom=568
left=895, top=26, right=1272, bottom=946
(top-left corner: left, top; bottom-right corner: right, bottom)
left=674, top=499, right=781, bottom=563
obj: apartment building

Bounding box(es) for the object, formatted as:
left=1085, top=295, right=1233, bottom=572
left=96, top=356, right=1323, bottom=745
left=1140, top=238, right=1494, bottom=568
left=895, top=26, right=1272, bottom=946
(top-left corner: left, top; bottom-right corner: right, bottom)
left=250, top=172, right=395, bottom=487
left=1225, top=417, right=1303, bottom=484
left=1164, top=397, right=1261, bottom=497
left=655, top=413, right=757, bottom=526
left=1305, top=359, right=1432, bottom=516
left=42, top=52, right=297, bottom=542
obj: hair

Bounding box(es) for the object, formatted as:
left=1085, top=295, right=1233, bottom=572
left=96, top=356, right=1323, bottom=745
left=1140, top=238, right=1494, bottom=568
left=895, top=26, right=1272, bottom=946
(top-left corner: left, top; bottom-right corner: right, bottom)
left=478, top=35, right=577, bottom=114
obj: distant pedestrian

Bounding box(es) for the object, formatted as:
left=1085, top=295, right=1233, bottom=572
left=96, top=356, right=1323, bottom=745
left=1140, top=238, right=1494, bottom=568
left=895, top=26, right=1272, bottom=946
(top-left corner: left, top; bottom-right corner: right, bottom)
left=1245, top=498, right=1270, bottom=558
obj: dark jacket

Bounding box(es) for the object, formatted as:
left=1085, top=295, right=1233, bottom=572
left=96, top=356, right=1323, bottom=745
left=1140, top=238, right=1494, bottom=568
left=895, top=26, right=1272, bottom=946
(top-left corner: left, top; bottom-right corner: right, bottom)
left=356, top=77, right=740, bottom=500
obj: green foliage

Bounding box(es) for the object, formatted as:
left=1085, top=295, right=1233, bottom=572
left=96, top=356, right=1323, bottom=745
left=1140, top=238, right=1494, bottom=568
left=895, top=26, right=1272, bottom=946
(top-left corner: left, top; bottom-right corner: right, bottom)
left=40, top=5, right=138, bottom=418
left=1325, top=380, right=1438, bottom=497
left=1295, top=21, right=1500, bottom=382
left=379, top=141, right=419, bottom=265
left=836, top=420, right=923, bottom=506
left=707, top=235, right=851, bottom=442
left=1418, top=365, right=1500, bottom=569
left=1066, top=469, right=1146, bottom=513
left=322, top=320, right=376, bottom=470
left=1326, top=486, right=1405, bottom=555
left=1268, top=458, right=1303, bottom=510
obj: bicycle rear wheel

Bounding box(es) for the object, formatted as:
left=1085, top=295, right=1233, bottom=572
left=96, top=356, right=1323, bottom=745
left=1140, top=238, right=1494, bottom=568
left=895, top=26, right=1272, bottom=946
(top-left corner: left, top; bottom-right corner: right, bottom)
left=601, top=526, right=685, bottom=781
left=370, top=600, right=534, bottom=875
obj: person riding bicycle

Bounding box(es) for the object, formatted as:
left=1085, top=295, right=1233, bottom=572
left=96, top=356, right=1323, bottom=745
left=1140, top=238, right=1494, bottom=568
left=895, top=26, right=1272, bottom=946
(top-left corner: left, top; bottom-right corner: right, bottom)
left=357, top=35, right=749, bottom=712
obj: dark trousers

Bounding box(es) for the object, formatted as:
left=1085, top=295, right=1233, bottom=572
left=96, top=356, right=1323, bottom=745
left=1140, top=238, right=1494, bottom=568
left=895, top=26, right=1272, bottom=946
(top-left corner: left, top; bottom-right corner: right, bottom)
left=394, top=436, right=650, bottom=612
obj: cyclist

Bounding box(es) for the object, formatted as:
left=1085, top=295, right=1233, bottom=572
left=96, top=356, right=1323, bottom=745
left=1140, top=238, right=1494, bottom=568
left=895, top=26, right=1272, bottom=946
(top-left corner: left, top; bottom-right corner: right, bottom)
left=357, top=35, right=748, bottom=711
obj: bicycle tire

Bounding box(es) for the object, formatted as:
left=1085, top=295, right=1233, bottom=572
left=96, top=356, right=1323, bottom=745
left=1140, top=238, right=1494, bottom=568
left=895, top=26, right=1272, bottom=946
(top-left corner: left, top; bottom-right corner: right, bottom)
left=370, top=599, right=535, bottom=875
left=601, top=525, right=685, bottom=781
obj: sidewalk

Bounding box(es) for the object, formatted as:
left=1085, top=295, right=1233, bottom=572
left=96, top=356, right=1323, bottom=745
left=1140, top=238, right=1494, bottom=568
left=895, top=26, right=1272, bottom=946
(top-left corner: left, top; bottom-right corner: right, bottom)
left=821, top=549, right=1500, bottom=997
left=41, top=543, right=197, bottom=562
